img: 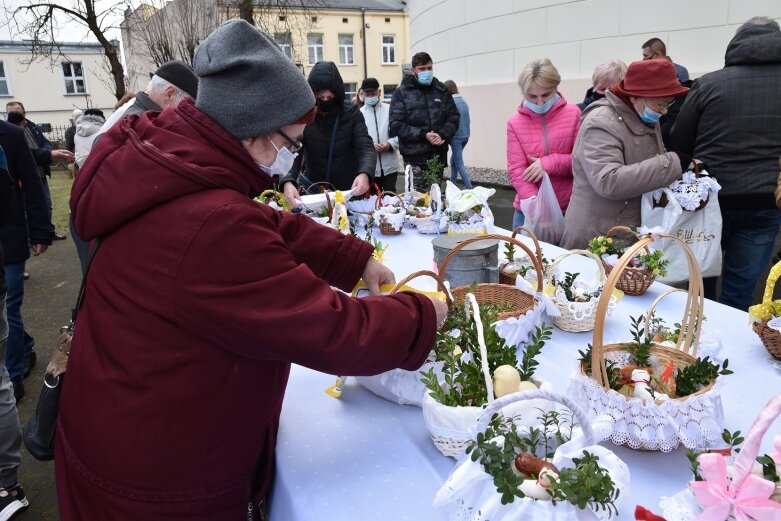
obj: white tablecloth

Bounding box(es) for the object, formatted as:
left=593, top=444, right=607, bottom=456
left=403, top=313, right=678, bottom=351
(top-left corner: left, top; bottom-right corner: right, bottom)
left=270, top=228, right=781, bottom=521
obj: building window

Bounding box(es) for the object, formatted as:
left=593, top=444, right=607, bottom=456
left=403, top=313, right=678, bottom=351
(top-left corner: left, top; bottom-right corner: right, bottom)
left=274, top=32, right=293, bottom=59
left=311, top=16, right=317, bottom=22
left=382, top=35, right=396, bottom=64
left=307, top=34, right=324, bottom=65
left=338, top=34, right=354, bottom=65
left=342, top=17, right=348, bottom=23
left=279, top=15, right=286, bottom=21
left=383, top=84, right=397, bottom=101
left=344, top=82, right=357, bottom=100
left=0, top=61, right=10, bottom=96
left=62, top=62, right=87, bottom=94
left=385, top=17, right=391, bottom=22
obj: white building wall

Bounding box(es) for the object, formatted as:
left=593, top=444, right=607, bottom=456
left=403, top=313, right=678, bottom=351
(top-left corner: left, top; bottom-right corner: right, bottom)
left=408, top=0, right=781, bottom=170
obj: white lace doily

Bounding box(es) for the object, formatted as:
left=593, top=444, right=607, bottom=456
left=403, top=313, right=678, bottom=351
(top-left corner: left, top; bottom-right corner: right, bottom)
left=493, top=295, right=546, bottom=348
left=650, top=170, right=722, bottom=212
left=566, top=373, right=725, bottom=451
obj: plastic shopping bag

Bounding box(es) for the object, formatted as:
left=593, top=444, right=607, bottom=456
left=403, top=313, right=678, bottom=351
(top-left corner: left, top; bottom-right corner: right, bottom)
left=641, top=188, right=722, bottom=284
left=519, top=173, right=564, bottom=245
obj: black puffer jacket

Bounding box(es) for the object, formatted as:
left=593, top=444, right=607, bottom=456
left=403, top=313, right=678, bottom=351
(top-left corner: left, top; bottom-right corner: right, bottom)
left=283, top=62, right=375, bottom=191
left=0, top=121, right=53, bottom=265
left=388, top=74, right=460, bottom=159
left=671, top=25, right=781, bottom=211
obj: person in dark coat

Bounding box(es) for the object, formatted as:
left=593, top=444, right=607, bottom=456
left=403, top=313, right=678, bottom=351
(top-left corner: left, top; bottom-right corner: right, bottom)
left=0, top=120, right=53, bottom=401
left=281, top=61, right=375, bottom=205
left=58, top=20, right=445, bottom=520
left=577, top=60, right=626, bottom=111
left=388, top=51, right=460, bottom=192
left=671, top=17, right=781, bottom=311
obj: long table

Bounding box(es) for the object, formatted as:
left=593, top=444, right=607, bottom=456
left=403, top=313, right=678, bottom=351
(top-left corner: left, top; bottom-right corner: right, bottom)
left=270, top=228, right=781, bottom=520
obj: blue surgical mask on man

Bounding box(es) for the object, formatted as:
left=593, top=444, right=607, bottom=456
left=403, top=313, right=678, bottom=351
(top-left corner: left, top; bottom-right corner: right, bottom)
left=416, top=70, right=434, bottom=86
left=637, top=101, right=663, bottom=124
left=524, top=93, right=560, bottom=115
left=365, top=96, right=380, bottom=106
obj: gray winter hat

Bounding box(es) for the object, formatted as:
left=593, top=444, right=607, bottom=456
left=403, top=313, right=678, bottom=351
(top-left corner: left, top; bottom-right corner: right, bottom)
left=193, top=19, right=315, bottom=140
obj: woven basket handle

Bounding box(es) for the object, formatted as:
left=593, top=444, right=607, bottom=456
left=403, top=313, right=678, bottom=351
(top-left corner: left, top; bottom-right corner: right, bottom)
left=438, top=233, right=543, bottom=293
left=761, top=259, right=781, bottom=306
left=605, top=226, right=651, bottom=256
left=591, top=234, right=704, bottom=390
left=474, top=389, right=595, bottom=446
left=510, top=226, right=544, bottom=265
left=731, top=394, right=781, bottom=490
left=643, top=288, right=687, bottom=349
left=304, top=182, right=336, bottom=218
left=464, top=293, right=494, bottom=405
left=377, top=191, right=407, bottom=212
left=545, top=249, right=607, bottom=288
left=391, top=270, right=453, bottom=306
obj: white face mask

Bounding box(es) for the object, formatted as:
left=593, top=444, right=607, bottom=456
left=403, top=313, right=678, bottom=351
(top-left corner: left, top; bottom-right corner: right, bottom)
left=257, top=138, right=298, bottom=177
left=365, top=96, right=380, bottom=106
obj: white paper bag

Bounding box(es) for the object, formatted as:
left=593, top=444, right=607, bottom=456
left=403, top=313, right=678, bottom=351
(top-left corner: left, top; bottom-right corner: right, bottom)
left=641, top=188, right=722, bottom=283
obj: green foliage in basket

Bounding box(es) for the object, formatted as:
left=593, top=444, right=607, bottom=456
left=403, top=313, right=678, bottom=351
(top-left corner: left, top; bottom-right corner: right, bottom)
left=685, top=429, right=781, bottom=485
left=757, top=454, right=780, bottom=483
left=502, top=242, right=549, bottom=276
left=578, top=345, right=621, bottom=390
left=420, top=300, right=552, bottom=407
left=552, top=272, right=602, bottom=303
left=674, top=357, right=732, bottom=397
left=627, top=315, right=653, bottom=367
left=635, top=249, right=669, bottom=277
left=465, top=411, right=619, bottom=515
left=421, top=155, right=444, bottom=188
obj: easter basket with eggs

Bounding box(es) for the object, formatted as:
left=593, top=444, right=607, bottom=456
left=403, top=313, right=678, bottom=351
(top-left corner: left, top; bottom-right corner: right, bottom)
left=421, top=292, right=554, bottom=458
left=567, top=234, right=730, bottom=452
left=658, top=394, right=781, bottom=520
left=546, top=250, right=617, bottom=334
left=499, top=226, right=549, bottom=287
left=438, top=234, right=547, bottom=348
left=374, top=191, right=406, bottom=235
left=443, top=182, right=495, bottom=235
left=749, top=259, right=781, bottom=361
left=588, top=226, right=668, bottom=297
left=433, top=389, right=630, bottom=521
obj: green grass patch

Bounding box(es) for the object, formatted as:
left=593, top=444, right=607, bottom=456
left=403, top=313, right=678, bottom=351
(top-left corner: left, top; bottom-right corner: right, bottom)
left=49, top=168, right=73, bottom=234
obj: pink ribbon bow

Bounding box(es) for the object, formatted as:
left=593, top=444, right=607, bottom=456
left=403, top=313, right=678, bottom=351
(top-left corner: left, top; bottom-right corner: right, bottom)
left=691, top=453, right=781, bottom=520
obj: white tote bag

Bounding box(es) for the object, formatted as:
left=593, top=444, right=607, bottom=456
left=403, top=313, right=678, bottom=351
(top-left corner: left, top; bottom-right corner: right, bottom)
left=641, top=188, right=722, bottom=284
left=519, top=173, right=564, bottom=245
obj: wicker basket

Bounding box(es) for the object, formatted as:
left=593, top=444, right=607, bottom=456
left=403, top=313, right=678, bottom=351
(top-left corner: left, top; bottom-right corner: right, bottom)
left=355, top=270, right=451, bottom=406
left=438, top=234, right=542, bottom=322
left=376, top=191, right=406, bottom=235
left=499, top=226, right=545, bottom=286
left=302, top=181, right=336, bottom=219
left=547, top=250, right=607, bottom=333
left=654, top=161, right=709, bottom=212
left=574, top=233, right=725, bottom=451
left=750, top=259, right=781, bottom=360
left=601, top=226, right=656, bottom=296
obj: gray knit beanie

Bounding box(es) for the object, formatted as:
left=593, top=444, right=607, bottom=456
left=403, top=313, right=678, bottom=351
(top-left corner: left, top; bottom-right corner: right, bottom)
left=193, top=19, right=315, bottom=140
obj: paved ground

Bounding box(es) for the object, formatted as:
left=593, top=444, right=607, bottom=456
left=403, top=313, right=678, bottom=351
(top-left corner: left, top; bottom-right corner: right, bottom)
left=9, top=173, right=778, bottom=520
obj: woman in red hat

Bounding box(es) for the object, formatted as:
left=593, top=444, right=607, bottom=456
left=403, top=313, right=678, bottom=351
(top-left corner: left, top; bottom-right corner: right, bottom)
left=560, top=59, right=691, bottom=249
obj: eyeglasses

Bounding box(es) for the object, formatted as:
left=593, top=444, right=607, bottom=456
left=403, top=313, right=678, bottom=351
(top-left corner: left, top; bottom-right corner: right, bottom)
left=276, top=130, right=303, bottom=153
left=646, top=99, right=676, bottom=111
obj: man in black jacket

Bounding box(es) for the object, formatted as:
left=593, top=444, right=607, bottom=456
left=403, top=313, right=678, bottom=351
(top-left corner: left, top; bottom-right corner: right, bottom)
left=281, top=61, right=375, bottom=205
left=389, top=52, right=459, bottom=192
left=671, top=17, right=781, bottom=311
left=0, top=120, right=53, bottom=401
left=5, top=101, right=74, bottom=240
left=0, top=147, right=30, bottom=518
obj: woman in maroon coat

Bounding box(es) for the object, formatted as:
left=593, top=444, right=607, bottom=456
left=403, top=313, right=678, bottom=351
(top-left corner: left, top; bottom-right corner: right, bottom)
left=57, top=20, right=445, bottom=520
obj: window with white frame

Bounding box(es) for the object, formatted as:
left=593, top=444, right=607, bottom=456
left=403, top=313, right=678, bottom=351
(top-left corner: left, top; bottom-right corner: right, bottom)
left=62, top=62, right=87, bottom=94
left=382, top=35, right=396, bottom=64
left=308, top=34, right=324, bottom=65
left=338, top=34, right=354, bottom=65
left=274, top=32, right=293, bottom=59
left=0, top=61, right=10, bottom=96
left=344, top=83, right=357, bottom=100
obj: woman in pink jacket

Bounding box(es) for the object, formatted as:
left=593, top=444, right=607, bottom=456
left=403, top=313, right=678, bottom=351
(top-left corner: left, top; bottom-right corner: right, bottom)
left=507, top=58, right=581, bottom=231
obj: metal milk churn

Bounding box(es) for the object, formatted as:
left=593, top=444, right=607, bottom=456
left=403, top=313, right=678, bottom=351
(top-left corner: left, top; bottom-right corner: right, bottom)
left=432, top=234, right=499, bottom=287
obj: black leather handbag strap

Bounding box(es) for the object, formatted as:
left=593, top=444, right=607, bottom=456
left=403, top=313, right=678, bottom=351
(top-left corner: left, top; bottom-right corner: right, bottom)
left=70, top=238, right=102, bottom=328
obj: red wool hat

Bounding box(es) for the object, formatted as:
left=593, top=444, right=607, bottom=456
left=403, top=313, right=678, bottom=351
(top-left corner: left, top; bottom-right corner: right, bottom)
left=611, top=59, right=689, bottom=98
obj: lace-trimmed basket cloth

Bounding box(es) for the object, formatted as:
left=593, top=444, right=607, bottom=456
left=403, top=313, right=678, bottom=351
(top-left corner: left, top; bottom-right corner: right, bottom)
left=433, top=389, right=631, bottom=521
left=567, top=233, right=726, bottom=452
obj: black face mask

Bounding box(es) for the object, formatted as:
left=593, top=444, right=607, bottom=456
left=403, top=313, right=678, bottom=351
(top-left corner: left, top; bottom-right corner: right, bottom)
left=316, top=98, right=340, bottom=113
left=7, top=113, right=24, bottom=124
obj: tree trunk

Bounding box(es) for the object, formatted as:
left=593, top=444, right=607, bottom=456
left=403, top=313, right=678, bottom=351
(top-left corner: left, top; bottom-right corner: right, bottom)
left=238, top=0, right=255, bottom=25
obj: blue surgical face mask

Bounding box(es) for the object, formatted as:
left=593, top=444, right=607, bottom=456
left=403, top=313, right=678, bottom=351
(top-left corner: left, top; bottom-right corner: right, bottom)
left=416, top=70, right=434, bottom=86
left=365, top=96, right=380, bottom=106
left=637, top=100, right=662, bottom=124
left=524, top=93, right=560, bottom=115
